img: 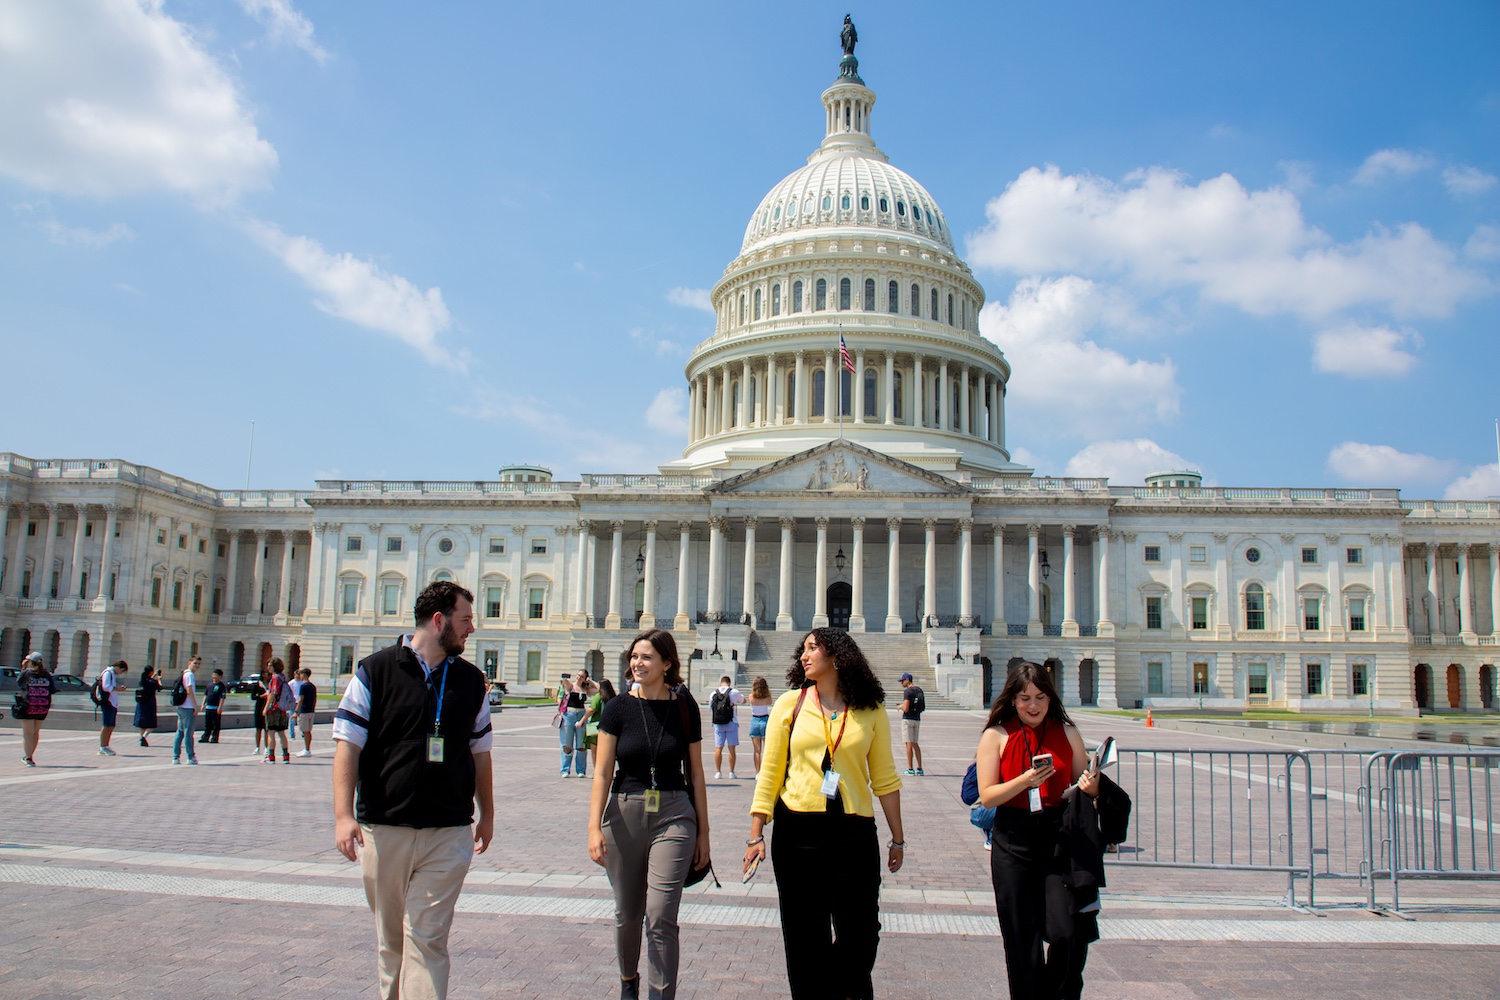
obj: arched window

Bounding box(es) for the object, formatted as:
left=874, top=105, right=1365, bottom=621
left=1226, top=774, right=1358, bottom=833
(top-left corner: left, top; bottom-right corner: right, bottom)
left=786, top=373, right=796, bottom=418
left=864, top=278, right=875, bottom=310
left=1245, top=584, right=1266, bottom=630
left=841, top=193, right=851, bottom=210
left=947, top=293, right=954, bottom=326
left=863, top=369, right=878, bottom=417
left=839, top=277, right=851, bottom=310
left=753, top=288, right=762, bottom=320
left=952, top=381, right=961, bottom=427
left=811, top=369, right=826, bottom=417
left=772, top=284, right=781, bottom=316
left=792, top=280, right=803, bottom=313
left=887, top=280, right=898, bottom=313
left=893, top=371, right=904, bottom=420
left=860, top=194, right=870, bottom=211
left=910, top=283, right=920, bottom=317
left=731, top=381, right=740, bottom=427
left=739, top=294, right=746, bottom=325
left=815, top=278, right=827, bottom=311
left=930, top=288, right=939, bottom=320
left=821, top=194, right=832, bottom=211
left=879, top=196, right=889, bottom=213
left=840, top=369, right=852, bottom=416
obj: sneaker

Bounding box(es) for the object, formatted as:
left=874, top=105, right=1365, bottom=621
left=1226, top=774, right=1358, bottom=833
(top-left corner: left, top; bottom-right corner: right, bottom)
left=139, top=737, right=149, bottom=747
left=916, top=768, right=925, bottom=776
left=577, top=771, right=589, bottom=778
left=714, top=771, right=722, bottom=779
left=172, top=758, right=181, bottom=765
left=903, top=768, right=916, bottom=775
left=252, top=748, right=264, bottom=757
left=282, top=752, right=290, bottom=762
left=98, top=747, right=115, bottom=756
left=727, top=772, right=737, bottom=780
left=296, top=750, right=311, bottom=758
left=23, top=757, right=35, bottom=767
left=264, top=754, right=276, bottom=763
left=187, top=758, right=199, bottom=765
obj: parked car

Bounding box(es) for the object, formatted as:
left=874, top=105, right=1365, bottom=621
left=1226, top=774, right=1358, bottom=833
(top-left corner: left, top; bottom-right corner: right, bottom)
left=488, top=681, right=507, bottom=711
left=0, top=667, right=89, bottom=692
left=228, top=677, right=266, bottom=696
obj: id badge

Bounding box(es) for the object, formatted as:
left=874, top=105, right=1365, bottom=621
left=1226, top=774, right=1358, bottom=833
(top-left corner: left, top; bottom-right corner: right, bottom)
left=1028, top=786, right=1042, bottom=813
left=643, top=789, right=661, bottom=814
left=821, top=769, right=841, bottom=799
left=427, top=737, right=445, bottom=763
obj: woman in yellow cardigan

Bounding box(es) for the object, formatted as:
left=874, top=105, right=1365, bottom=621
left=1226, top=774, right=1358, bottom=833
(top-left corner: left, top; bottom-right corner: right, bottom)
left=742, top=628, right=905, bottom=1000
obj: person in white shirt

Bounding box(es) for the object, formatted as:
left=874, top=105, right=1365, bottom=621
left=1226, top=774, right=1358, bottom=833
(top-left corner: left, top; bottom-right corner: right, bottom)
left=173, top=655, right=200, bottom=764
left=98, top=660, right=129, bottom=756
left=709, top=676, right=746, bottom=779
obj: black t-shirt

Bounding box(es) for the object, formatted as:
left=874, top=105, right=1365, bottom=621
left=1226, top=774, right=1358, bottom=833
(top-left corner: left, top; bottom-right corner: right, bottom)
left=599, top=692, right=702, bottom=794
left=298, top=681, right=317, bottom=713
left=565, top=689, right=588, bottom=710
left=900, top=685, right=925, bottom=721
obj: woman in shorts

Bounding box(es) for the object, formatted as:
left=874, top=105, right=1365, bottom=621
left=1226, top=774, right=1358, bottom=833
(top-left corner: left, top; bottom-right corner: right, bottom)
left=14, top=651, right=56, bottom=767
left=747, top=675, right=773, bottom=774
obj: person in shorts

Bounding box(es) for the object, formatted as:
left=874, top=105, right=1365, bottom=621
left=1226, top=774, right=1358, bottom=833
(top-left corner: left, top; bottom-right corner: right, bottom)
left=899, top=672, right=925, bottom=775
left=709, top=675, right=745, bottom=779
left=247, top=667, right=269, bottom=757
left=295, top=668, right=317, bottom=756
left=98, top=660, right=128, bottom=756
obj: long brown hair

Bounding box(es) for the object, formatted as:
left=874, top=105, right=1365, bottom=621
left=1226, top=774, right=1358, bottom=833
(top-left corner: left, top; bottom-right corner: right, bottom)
left=750, top=676, right=771, bottom=700
left=786, top=628, right=885, bottom=711
left=629, top=628, right=683, bottom=688
left=984, top=661, right=1075, bottom=731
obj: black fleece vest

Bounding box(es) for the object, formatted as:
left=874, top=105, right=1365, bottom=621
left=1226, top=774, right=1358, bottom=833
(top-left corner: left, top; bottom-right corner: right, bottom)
left=356, top=642, right=486, bottom=828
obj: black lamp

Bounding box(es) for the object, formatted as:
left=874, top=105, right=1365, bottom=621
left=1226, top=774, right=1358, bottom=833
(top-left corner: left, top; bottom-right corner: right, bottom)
left=634, top=546, right=645, bottom=577
left=835, top=546, right=847, bottom=572
left=952, top=629, right=964, bottom=664
left=1039, top=548, right=1051, bottom=580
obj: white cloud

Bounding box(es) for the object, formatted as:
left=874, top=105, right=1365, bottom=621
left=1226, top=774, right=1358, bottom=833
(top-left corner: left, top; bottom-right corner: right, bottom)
left=1063, top=439, right=1201, bottom=485
left=629, top=327, right=685, bottom=359
left=1466, top=225, right=1500, bottom=261
left=243, top=218, right=462, bottom=370
left=666, top=287, right=714, bottom=313
left=978, top=276, right=1180, bottom=438
left=1444, top=464, right=1500, bottom=500
left=1352, top=148, right=1435, bottom=186
left=238, top=0, right=328, bottom=63
left=1441, top=165, right=1497, bottom=197
left=1312, top=324, right=1419, bottom=378
left=40, top=219, right=132, bottom=247
left=0, top=0, right=277, bottom=200
left=644, top=387, right=688, bottom=436
left=1326, top=442, right=1458, bottom=487
left=966, top=165, right=1486, bottom=320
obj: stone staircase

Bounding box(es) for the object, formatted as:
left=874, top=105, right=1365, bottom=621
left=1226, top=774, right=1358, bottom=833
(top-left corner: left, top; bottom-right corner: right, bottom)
left=740, top=629, right=964, bottom=710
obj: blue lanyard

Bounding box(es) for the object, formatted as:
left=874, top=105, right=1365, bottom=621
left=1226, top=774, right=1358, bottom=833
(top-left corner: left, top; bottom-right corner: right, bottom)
left=431, top=661, right=449, bottom=734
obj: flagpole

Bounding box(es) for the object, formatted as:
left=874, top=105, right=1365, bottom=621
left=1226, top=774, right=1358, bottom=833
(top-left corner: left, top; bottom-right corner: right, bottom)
left=838, top=323, right=844, bottom=441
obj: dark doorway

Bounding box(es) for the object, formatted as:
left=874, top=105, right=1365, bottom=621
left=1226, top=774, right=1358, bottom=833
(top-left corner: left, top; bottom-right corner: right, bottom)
left=827, top=582, right=852, bottom=631
left=1481, top=664, right=1495, bottom=710
left=258, top=641, right=274, bottom=673
left=286, top=644, right=301, bottom=674
left=981, top=656, right=994, bottom=705
left=1414, top=663, right=1432, bottom=711
left=1079, top=658, right=1097, bottom=706
left=229, top=641, right=245, bottom=680
left=1446, top=664, right=1462, bottom=710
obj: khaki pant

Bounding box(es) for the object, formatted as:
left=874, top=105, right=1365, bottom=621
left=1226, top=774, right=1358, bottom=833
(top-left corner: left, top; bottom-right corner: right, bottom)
left=602, top=790, right=696, bottom=1000
left=361, top=823, right=475, bottom=1000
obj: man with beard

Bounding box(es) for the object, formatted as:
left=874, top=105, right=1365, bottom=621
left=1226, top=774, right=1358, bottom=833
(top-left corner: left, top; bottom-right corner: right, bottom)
left=332, top=580, right=495, bottom=1000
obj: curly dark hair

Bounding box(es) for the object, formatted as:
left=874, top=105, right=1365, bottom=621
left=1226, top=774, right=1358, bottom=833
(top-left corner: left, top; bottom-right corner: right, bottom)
left=983, top=661, right=1075, bottom=732
left=786, top=628, right=885, bottom=710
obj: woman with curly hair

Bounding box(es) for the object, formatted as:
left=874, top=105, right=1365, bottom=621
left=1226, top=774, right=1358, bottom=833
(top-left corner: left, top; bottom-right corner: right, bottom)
left=743, top=628, right=905, bottom=1000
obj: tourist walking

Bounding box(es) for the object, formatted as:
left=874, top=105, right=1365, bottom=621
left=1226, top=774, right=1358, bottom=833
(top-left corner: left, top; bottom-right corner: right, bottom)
left=264, top=659, right=293, bottom=763
left=974, top=661, right=1104, bottom=1000
left=199, top=668, right=227, bottom=744
left=132, top=665, right=162, bottom=746
left=584, top=677, right=615, bottom=773
left=744, top=628, right=904, bottom=1000
left=295, top=667, right=317, bottom=756
left=172, top=655, right=199, bottom=764
left=248, top=667, right=269, bottom=757
left=747, top=676, right=772, bottom=774
left=898, top=672, right=925, bottom=775
left=709, top=675, right=745, bottom=779
left=332, top=580, right=494, bottom=1000
left=13, top=651, right=56, bottom=766
left=97, top=659, right=128, bottom=755
left=559, top=668, right=589, bottom=777
left=588, top=629, right=710, bottom=1000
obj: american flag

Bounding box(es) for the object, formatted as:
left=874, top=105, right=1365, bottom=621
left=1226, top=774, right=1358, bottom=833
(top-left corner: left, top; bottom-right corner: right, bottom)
left=839, top=331, right=856, bottom=373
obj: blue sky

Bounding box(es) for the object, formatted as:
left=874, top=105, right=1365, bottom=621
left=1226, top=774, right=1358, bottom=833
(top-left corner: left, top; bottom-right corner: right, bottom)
left=1, top=1, right=1496, bottom=496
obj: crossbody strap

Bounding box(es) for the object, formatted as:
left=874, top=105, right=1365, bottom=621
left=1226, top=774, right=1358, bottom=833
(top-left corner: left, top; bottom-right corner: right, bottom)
left=780, top=686, right=812, bottom=792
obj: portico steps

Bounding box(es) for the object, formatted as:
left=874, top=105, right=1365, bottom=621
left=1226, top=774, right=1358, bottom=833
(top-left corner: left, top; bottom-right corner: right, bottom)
left=740, top=629, right=964, bottom=711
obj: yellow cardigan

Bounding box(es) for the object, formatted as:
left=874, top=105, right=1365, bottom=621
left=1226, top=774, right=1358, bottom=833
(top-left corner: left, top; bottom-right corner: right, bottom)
left=750, top=688, right=903, bottom=819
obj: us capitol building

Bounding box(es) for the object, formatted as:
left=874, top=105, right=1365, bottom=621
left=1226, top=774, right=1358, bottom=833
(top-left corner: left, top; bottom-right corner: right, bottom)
left=3, top=32, right=1497, bottom=715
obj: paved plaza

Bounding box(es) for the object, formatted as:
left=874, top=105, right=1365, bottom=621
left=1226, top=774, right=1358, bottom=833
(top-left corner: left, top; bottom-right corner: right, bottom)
left=1, top=708, right=1497, bottom=999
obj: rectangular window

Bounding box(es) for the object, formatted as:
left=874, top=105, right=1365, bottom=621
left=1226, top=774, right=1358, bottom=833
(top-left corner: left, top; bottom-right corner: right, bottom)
left=382, top=583, right=400, bottom=616
left=341, top=582, right=359, bottom=615
left=50, top=570, right=60, bottom=599
left=486, top=586, right=503, bottom=618
left=190, top=642, right=199, bottom=659
left=815, top=278, right=826, bottom=311
left=530, top=539, right=547, bottom=555
left=1248, top=663, right=1269, bottom=697
left=1303, top=597, right=1320, bottom=631
left=1144, top=545, right=1161, bottom=563
left=1346, top=547, right=1363, bottom=564
left=386, top=536, right=403, bottom=553
left=339, top=645, right=355, bottom=674
left=1189, top=544, right=1206, bottom=563
left=21, top=570, right=30, bottom=598
left=1191, top=596, right=1209, bottom=630
left=1301, top=547, right=1318, bottom=564
left=346, top=535, right=363, bottom=552
left=1145, top=596, right=1163, bottom=630
left=56, top=521, right=64, bottom=537
left=1193, top=663, right=1210, bottom=694
left=212, top=587, right=221, bottom=615
left=109, top=572, right=116, bottom=600
left=26, top=521, right=36, bottom=536
left=528, top=587, right=545, bottom=619
left=192, top=584, right=202, bottom=613
left=150, top=577, right=162, bottom=608
left=177, top=534, right=186, bottom=549
left=482, top=649, right=499, bottom=679
left=84, top=521, right=93, bottom=537
left=488, top=538, right=505, bottom=555
left=217, top=542, right=226, bottom=558
left=197, top=539, right=206, bottom=554
left=1306, top=663, right=1323, bottom=696
left=172, top=581, right=182, bottom=610
left=146, top=637, right=157, bottom=667
left=168, top=640, right=179, bottom=670
left=1147, top=662, right=1164, bottom=695
left=78, top=573, right=88, bottom=599
left=1351, top=663, right=1368, bottom=696
left=157, top=529, right=167, bottom=545
left=1349, top=598, right=1366, bottom=632
left=525, top=649, right=542, bottom=682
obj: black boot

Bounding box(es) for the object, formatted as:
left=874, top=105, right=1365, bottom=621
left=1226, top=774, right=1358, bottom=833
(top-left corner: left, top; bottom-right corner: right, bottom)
left=620, top=976, right=640, bottom=999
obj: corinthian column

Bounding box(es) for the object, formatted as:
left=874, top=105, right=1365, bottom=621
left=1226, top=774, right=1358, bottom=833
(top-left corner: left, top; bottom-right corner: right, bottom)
left=885, top=518, right=902, bottom=633
left=640, top=520, right=658, bottom=629
left=741, top=517, right=757, bottom=627
left=1061, top=525, right=1078, bottom=637
left=849, top=517, right=866, bottom=632
left=605, top=520, right=624, bottom=629
left=923, top=518, right=937, bottom=628
left=1027, top=524, right=1042, bottom=635
left=5, top=505, right=27, bottom=598
left=813, top=517, right=829, bottom=627
left=958, top=518, right=973, bottom=626
left=674, top=522, right=693, bottom=630
left=778, top=517, right=795, bottom=631
left=884, top=353, right=895, bottom=426
left=991, top=526, right=1006, bottom=630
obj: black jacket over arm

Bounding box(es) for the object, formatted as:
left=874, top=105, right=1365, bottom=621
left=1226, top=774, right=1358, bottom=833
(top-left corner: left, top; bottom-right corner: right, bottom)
left=1059, top=772, right=1132, bottom=944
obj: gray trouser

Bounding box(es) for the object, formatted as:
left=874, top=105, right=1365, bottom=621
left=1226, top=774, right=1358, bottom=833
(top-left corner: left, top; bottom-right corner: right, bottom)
left=602, top=790, right=696, bottom=1000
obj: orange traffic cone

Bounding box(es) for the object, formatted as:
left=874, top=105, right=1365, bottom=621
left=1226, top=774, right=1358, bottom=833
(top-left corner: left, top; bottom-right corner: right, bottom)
left=1145, top=708, right=1154, bottom=728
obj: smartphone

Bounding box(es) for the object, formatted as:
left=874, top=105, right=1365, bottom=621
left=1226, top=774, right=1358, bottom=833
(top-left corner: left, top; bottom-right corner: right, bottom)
left=1032, top=753, right=1054, bottom=771
left=742, top=856, right=762, bottom=883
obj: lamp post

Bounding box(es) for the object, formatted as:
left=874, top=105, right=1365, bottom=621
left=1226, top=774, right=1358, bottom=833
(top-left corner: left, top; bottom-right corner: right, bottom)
left=710, top=626, right=723, bottom=660
left=952, top=629, right=963, bottom=664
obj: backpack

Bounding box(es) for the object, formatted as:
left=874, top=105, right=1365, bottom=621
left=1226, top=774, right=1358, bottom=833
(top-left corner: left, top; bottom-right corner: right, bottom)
left=710, top=689, right=734, bottom=725
left=908, top=687, right=925, bottom=715
left=171, top=674, right=188, bottom=706
left=90, top=670, right=110, bottom=706
left=275, top=676, right=297, bottom=712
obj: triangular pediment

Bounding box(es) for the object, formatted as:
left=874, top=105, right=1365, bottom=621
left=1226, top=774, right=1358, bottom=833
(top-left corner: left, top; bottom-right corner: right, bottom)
left=708, top=440, right=969, bottom=495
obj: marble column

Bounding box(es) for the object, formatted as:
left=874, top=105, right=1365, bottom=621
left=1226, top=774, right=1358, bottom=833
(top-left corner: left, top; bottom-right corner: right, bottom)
left=1062, top=525, right=1078, bottom=636
left=1426, top=543, right=1440, bottom=634
left=250, top=530, right=268, bottom=617
left=1389, top=540, right=1407, bottom=632
left=309, top=523, right=326, bottom=613
left=958, top=518, right=973, bottom=626
left=223, top=531, right=240, bottom=614
left=822, top=349, right=835, bottom=423
left=573, top=520, right=591, bottom=623
left=640, top=520, right=659, bottom=629
left=720, top=363, right=734, bottom=433
left=849, top=516, right=866, bottom=631
left=674, top=522, right=693, bottom=630
left=1458, top=543, right=1474, bottom=635
left=1097, top=528, right=1113, bottom=628
left=687, top=380, right=699, bottom=442
left=1027, top=524, right=1042, bottom=633
left=767, top=355, right=780, bottom=425
left=884, top=353, right=895, bottom=425
left=853, top=350, right=866, bottom=423
left=276, top=531, right=295, bottom=616
left=703, top=370, right=717, bottom=436
left=794, top=351, right=807, bottom=425
left=605, top=520, right=625, bottom=629
left=98, top=506, right=118, bottom=602
left=923, top=518, right=937, bottom=627
left=912, top=355, right=924, bottom=428
left=937, top=359, right=949, bottom=428
left=739, top=359, right=752, bottom=429
left=68, top=505, right=88, bottom=599
left=706, top=517, right=725, bottom=620
left=741, top=517, right=757, bottom=627
left=38, top=504, right=59, bottom=600
left=585, top=531, right=599, bottom=623
left=959, top=366, right=971, bottom=435
left=885, top=518, right=902, bottom=633
left=778, top=517, right=795, bottom=631
left=5, top=505, right=26, bottom=598
left=1490, top=544, right=1500, bottom=637
left=991, top=526, right=1006, bottom=629
left=813, top=517, right=829, bottom=627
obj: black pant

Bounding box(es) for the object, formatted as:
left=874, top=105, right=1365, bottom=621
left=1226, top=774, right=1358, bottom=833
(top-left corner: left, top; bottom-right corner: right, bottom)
left=199, top=710, right=222, bottom=742
left=989, top=807, right=1088, bottom=1000
left=770, top=800, right=881, bottom=1000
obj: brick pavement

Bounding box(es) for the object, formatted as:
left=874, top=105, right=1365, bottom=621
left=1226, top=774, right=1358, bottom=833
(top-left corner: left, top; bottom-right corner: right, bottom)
left=0, top=708, right=1497, bottom=998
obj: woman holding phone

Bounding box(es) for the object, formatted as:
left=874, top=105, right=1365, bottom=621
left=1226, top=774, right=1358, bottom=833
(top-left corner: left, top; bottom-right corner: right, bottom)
left=974, top=661, right=1099, bottom=1000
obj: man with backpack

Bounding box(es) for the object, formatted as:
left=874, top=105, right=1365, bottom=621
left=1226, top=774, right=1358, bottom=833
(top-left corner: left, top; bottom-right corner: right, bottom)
left=94, top=660, right=128, bottom=756
left=264, top=658, right=295, bottom=763
left=172, top=655, right=200, bottom=764
left=709, top=675, right=745, bottom=779
left=898, top=672, right=925, bottom=775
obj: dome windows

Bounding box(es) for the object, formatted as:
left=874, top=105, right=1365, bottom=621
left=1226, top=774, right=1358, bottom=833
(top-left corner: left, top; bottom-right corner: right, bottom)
left=841, top=193, right=851, bottom=211
left=815, top=278, right=827, bottom=311
left=773, top=205, right=781, bottom=221
left=930, top=288, right=939, bottom=321
left=753, top=288, right=762, bottom=321
left=863, top=278, right=875, bottom=311
left=788, top=200, right=797, bottom=218
left=821, top=194, right=832, bottom=212
left=909, top=283, right=920, bottom=317
left=879, top=196, right=889, bottom=213
left=947, top=293, right=954, bottom=326
left=772, top=284, right=782, bottom=316
left=792, top=280, right=804, bottom=313
left=912, top=204, right=922, bottom=222
left=887, top=280, right=898, bottom=313
left=860, top=194, right=870, bottom=211
left=839, top=277, right=851, bottom=310
left=896, top=200, right=906, bottom=217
